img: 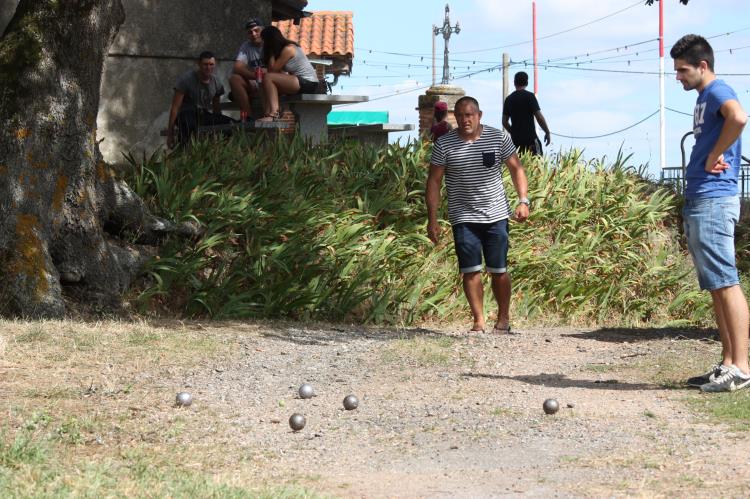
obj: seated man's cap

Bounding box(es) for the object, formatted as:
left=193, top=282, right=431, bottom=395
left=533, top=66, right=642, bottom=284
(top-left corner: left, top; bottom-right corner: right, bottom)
left=245, top=18, right=263, bottom=29
left=434, top=101, right=448, bottom=111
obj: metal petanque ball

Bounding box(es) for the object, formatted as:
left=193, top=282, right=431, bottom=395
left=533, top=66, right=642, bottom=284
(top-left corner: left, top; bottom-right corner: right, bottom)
left=175, top=392, right=193, bottom=407
left=343, top=394, right=359, bottom=411
left=298, top=383, right=314, bottom=399
left=543, top=398, right=559, bottom=415
left=289, top=413, right=306, bottom=431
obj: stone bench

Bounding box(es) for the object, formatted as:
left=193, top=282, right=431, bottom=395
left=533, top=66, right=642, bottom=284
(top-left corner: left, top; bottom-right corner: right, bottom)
left=160, top=120, right=291, bottom=138
left=221, top=94, right=369, bottom=144
left=329, top=123, right=415, bottom=147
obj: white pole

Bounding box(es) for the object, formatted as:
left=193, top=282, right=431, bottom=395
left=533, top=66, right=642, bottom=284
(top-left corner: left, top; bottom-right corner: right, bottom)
left=659, top=0, right=666, bottom=171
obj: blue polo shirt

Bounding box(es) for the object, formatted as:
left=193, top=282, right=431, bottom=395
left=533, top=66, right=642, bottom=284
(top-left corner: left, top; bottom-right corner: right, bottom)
left=686, top=79, right=742, bottom=199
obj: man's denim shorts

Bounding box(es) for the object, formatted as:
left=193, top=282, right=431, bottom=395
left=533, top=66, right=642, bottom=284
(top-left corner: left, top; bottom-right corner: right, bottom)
left=451, top=220, right=509, bottom=274
left=682, top=196, right=740, bottom=291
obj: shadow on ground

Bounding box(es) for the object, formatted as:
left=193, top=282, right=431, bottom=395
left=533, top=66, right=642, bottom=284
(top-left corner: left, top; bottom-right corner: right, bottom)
left=151, top=319, right=448, bottom=346
left=464, top=372, right=663, bottom=391
left=257, top=326, right=448, bottom=346
left=564, top=327, right=718, bottom=344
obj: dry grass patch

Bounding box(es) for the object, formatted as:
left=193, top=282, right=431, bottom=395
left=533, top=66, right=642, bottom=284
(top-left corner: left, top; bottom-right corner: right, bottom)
left=379, top=335, right=463, bottom=367
left=0, top=320, right=325, bottom=497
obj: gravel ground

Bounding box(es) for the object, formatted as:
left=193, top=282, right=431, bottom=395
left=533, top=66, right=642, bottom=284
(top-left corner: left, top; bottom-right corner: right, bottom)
left=133, top=322, right=750, bottom=498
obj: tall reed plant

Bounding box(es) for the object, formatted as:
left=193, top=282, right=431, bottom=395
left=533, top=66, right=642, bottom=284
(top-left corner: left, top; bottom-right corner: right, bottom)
left=123, top=135, right=710, bottom=325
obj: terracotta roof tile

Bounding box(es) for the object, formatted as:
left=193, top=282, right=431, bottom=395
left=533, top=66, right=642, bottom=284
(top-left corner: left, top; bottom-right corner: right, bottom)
left=274, top=11, right=353, bottom=59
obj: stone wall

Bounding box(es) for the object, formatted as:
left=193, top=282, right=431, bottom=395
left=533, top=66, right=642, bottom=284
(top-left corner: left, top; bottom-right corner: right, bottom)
left=1, top=0, right=273, bottom=164
left=0, top=3, right=15, bottom=36
left=98, top=0, right=272, bottom=163
left=417, top=84, right=465, bottom=138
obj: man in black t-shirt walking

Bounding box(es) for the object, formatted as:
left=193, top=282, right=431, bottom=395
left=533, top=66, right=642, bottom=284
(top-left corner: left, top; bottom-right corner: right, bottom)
left=502, top=71, right=551, bottom=156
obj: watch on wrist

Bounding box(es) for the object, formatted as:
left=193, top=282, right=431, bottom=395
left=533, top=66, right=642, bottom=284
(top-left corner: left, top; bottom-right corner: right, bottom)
left=518, top=197, right=530, bottom=207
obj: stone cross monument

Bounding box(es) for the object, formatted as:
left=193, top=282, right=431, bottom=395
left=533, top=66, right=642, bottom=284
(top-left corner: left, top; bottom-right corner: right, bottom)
left=434, top=4, right=460, bottom=85
left=417, top=3, right=465, bottom=137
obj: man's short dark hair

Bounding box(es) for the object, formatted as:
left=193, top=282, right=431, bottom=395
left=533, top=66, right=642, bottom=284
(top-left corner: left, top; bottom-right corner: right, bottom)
left=454, top=96, right=480, bottom=112
left=198, top=51, right=215, bottom=61
left=670, top=34, right=714, bottom=71
left=514, top=71, right=529, bottom=87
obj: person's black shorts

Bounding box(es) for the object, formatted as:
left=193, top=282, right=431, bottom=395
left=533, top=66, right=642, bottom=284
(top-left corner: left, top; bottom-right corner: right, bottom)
left=517, top=137, right=543, bottom=156
left=297, top=77, right=323, bottom=94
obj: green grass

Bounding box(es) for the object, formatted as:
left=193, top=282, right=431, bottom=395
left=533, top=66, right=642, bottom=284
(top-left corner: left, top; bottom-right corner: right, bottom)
left=583, top=363, right=616, bottom=373
left=122, top=136, right=712, bottom=326
left=490, top=407, right=518, bottom=417
left=0, top=418, right=322, bottom=498
left=13, top=326, right=47, bottom=343
left=380, top=335, right=458, bottom=367
left=688, top=391, right=750, bottom=428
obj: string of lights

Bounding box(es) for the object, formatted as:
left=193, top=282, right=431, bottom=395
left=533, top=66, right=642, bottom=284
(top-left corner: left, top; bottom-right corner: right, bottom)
left=354, top=0, right=644, bottom=58
left=515, top=26, right=750, bottom=67
left=666, top=107, right=694, bottom=117
left=552, top=110, right=659, bottom=139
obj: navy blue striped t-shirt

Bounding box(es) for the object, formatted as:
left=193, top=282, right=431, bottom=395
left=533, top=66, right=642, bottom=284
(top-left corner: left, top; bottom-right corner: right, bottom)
left=430, top=125, right=517, bottom=225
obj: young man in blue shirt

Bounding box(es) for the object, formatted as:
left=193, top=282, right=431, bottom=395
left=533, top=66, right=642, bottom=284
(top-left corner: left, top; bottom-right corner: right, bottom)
left=671, top=34, right=750, bottom=392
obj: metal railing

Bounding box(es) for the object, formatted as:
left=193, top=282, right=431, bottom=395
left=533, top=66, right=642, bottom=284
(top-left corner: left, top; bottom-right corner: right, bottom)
left=660, top=131, right=750, bottom=198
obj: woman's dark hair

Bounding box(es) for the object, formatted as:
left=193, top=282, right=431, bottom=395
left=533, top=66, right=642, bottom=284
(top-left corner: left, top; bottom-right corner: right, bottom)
left=434, top=109, right=447, bottom=121
left=261, top=26, right=298, bottom=65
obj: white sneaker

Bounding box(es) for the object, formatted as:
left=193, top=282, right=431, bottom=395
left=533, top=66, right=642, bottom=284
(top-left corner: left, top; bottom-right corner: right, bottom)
left=700, top=365, right=750, bottom=393
left=686, top=362, right=728, bottom=388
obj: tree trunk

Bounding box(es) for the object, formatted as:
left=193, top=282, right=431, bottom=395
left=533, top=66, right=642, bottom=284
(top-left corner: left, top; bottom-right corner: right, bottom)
left=0, top=1, right=180, bottom=318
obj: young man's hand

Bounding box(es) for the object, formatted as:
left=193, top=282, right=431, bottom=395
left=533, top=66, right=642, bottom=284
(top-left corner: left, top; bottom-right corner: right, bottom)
left=427, top=220, right=441, bottom=244
left=514, top=203, right=529, bottom=222
left=705, top=152, right=729, bottom=174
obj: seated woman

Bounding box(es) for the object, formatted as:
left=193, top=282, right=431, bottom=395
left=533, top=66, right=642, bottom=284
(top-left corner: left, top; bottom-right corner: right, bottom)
left=257, top=26, right=321, bottom=122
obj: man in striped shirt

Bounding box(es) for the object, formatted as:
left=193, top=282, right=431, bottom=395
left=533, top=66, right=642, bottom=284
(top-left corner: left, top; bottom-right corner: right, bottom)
left=426, top=96, right=530, bottom=334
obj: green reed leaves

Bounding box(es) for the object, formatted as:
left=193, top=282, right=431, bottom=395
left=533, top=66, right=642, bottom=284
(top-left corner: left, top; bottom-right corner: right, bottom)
left=123, top=135, right=709, bottom=325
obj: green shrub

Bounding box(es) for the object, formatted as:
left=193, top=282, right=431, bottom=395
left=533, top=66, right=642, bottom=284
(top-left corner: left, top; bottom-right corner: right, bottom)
left=123, top=135, right=710, bottom=325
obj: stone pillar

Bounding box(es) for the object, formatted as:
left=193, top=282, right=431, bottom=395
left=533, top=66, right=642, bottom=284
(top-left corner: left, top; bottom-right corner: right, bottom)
left=417, top=84, right=465, bottom=137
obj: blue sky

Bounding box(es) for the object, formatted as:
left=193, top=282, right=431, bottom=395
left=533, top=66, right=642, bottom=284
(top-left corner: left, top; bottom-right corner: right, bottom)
left=311, top=0, right=750, bottom=178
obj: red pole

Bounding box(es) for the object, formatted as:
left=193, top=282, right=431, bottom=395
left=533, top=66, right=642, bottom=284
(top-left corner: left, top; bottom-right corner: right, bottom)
left=659, top=0, right=664, bottom=58
left=533, top=0, right=538, bottom=94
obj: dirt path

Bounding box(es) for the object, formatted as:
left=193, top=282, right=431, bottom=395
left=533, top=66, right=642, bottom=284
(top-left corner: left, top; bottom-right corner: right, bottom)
left=156, top=322, right=749, bottom=498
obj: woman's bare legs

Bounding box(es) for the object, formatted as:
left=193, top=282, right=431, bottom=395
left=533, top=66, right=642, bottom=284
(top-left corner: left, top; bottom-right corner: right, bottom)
left=259, top=73, right=301, bottom=120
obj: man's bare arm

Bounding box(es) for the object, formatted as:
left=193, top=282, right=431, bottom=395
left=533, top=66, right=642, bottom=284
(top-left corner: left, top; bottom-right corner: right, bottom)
left=534, top=110, right=551, bottom=145
left=232, top=60, right=255, bottom=81
left=705, top=99, right=748, bottom=173
left=166, top=91, right=185, bottom=148
left=502, top=114, right=512, bottom=134
left=426, top=164, right=445, bottom=243
left=504, top=153, right=529, bottom=222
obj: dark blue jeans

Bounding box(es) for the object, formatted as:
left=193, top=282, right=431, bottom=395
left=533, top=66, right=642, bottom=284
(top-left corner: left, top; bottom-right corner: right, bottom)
left=177, top=108, right=234, bottom=146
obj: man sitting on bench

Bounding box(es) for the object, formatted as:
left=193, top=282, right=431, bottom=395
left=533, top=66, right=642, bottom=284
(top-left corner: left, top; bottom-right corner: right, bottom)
left=229, top=17, right=265, bottom=121
left=166, top=51, right=233, bottom=148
